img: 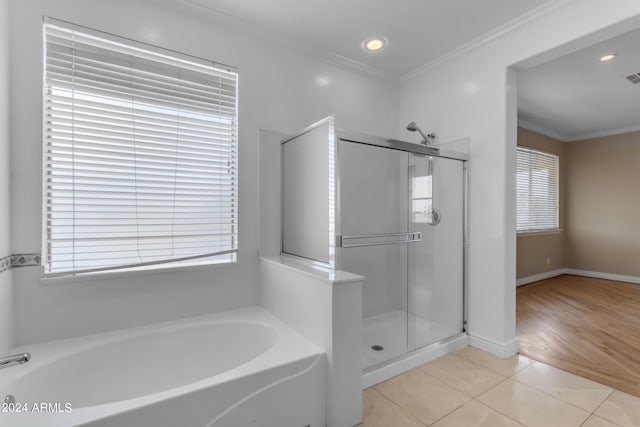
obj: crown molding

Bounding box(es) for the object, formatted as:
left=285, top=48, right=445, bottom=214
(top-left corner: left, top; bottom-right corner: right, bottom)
left=324, top=52, right=397, bottom=82
left=518, top=119, right=640, bottom=143
left=180, top=0, right=398, bottom=83
left=518, top=119, right=570, bottom=142
left=567, top=124, right=640, bottom=142
left=400, top=0, right=576, bottom=83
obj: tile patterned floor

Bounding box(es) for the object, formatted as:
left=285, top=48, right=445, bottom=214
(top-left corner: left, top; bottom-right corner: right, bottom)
left=360, top=346, right=640, bottom=427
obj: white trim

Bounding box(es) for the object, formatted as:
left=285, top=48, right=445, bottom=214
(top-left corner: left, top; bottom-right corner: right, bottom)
left=324, top=52, right=396, bottom=82
left=469, top=334, right=520, bottom=359
left=517, top=269, right=565, bottom=286
left=362, top=334, right=469, bottom=388
left=568, top=125, right=640, bottom=142
left=518, top=121, right=640, bottom=144
left=564, top=268, right=640, bottom=285
left=184, top=0, right=576, bottom=84
left=182, top=0, right=397, bottom=82
left=518, top=120, right=570, bottom=142
left=400, top=0, right=575, bottom=82
left=517, top=268, right=640, bottom=286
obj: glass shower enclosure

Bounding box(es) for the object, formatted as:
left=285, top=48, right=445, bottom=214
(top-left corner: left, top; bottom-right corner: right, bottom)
left=282, top=116, right=467, bottom=370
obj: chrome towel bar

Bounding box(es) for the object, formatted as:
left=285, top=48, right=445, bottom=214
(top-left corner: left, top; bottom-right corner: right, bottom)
left=337, top=232, right=422, bottom=248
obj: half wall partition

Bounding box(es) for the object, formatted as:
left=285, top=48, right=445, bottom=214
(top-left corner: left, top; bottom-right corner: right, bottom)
left=282, top=116, right=468, bottom=370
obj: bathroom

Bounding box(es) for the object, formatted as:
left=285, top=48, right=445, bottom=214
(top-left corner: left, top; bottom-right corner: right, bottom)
left=1, top=0, right=640, bottom=426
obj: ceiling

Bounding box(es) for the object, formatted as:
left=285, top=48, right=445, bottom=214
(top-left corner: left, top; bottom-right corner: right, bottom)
left=518, top=27, right=640, bottom=141
left=158, top=0, right=640, bottom=140
left=177, top=0, right=553, bottom=78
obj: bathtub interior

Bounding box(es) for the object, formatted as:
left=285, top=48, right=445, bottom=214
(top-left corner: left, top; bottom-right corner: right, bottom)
left=0, top=307, right=326, bottom=427
left=5, top=322, right=279, bottom=408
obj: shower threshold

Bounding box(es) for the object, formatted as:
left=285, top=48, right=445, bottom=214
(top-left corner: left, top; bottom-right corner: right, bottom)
left=362, top=310, right=461, bottom=370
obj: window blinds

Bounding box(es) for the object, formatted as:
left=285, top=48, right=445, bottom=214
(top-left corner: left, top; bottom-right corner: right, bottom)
left=43, top=19, right=238, bottom=276
left=516, top=146, right=559, bottom=232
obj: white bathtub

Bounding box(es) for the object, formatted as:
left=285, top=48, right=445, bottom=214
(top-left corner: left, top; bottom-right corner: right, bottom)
left=0, top=307, right=326, bottom=427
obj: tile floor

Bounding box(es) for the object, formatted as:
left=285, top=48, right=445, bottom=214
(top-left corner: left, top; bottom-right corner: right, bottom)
left=360, top=346, right=640, bottom=427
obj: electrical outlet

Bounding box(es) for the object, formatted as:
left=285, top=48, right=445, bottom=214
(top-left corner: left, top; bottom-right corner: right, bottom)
left=546, top=257, right=551, bottom=265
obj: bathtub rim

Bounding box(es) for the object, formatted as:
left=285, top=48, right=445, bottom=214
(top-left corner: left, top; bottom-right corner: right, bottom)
left=0, top=306, right=325, bottom=424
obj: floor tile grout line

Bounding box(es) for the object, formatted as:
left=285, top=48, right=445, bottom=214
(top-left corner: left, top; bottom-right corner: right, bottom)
left=373, top=368, right=471, bottom=426
left=369, top=346, right=634, bottom=427
left=367, top=387, right=428, bottom=426
left=520, top=355, right=621, bottom=397
left=451, top=349, right=534, bottom=377
left=591, top=388, right=615, bottom=415
left=415, top=358, right=508, bottom=398
left=473, top=398, right=526, bottom=426
left=475, top=378, right=596, bottom=426
left=474, top=378, right=530, bottom=423
left=376, top=349, right=632, bottom=426
left=506, top=377, right=594, bottom=415
left=412, top=354, right=521, bottom=423
left=507, top=360, right=537, bottom=379
left=419, top=399, right=469, bottom=426
left=578, top=412, right=622, bottom=427
left=508, top=375, right=611, bottom=414
left=587, top=389, right=625, bottom=427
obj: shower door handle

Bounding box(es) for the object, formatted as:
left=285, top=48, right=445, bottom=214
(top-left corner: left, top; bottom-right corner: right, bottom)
left=337, top=232, right=422, bottom=248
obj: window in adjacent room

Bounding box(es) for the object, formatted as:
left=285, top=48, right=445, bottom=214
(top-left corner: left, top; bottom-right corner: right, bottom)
left=43, top=18, right=238, bottom=276
left=516, top=146, right=559, bottom=232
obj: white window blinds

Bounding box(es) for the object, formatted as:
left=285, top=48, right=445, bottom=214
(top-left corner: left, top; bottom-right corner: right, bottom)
left=43, top=19, right=238, bottom=276
left=516, top=146, right=559, bottom=232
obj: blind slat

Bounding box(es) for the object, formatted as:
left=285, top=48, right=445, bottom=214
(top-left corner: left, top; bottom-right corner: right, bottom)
left=44, top=20, right=238, bottom=276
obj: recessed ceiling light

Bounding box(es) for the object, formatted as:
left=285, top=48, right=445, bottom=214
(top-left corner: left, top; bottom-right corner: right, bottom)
left=600, top=53, right=617, bottom=62
left=362, top=37, right=387, bottom=53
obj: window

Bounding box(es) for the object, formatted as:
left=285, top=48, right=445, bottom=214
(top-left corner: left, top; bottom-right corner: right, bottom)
left=43, top=19, right=238, bottom=276
left=412, top=175, right=433, bottom=223
left=516, top=146, right=559, bottom=232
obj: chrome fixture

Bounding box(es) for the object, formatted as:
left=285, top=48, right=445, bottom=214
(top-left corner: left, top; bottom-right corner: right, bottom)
left=406, top=122, right=436, bottom=146
left=428, top=208, right=442, bottom=226
left=0, top=352, right=31, bottom=369
left=337, top=232, right=422, bottom=248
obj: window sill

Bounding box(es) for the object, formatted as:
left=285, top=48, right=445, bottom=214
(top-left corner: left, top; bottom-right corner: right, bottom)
left=517, top=229, right=563, bottom=237
left=39, top=257, right=238, bottom=285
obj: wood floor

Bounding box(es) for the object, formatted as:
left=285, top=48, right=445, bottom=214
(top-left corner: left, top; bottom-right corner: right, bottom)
left=517, top=274, right=640, bottom=397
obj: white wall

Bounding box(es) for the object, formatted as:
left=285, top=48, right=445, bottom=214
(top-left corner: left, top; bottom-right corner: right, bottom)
left=9, top=0, right=399, bottom=345
left=399, top=0, right=640, bottom=352
left=0, top=0, right=13, bottom=354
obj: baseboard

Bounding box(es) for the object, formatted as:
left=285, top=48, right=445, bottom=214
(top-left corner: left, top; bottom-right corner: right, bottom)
left=564, top=268, right=640, bottom=285
left=516, top=269, right=565, bottom=286
left=469, top=333, right=520, bottom=358
left=362, top=334, right=469, bottom=389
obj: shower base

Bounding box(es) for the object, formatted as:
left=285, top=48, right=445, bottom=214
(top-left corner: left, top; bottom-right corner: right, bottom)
left=362, top=310, right=460, bottom=370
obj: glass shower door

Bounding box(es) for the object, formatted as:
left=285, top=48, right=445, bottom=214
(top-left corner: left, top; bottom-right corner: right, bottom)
left=338, top=141, right=410, bottom=369
left=408, top=155, right=465, bottom=350
left=338, top=139, right=466, bottom=370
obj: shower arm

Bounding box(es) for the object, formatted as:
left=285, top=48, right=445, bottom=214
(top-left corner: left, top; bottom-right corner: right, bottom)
left=406, top=122, right=436, bottom=146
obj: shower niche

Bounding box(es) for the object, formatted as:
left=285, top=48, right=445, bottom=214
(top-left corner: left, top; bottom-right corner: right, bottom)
left=282, top=116, right=468, bottom=370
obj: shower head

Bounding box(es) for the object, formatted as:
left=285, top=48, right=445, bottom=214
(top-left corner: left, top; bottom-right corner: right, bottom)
left=406, top=122, right=435, bottom=146
left=406, top=122, right=419, bottom=132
